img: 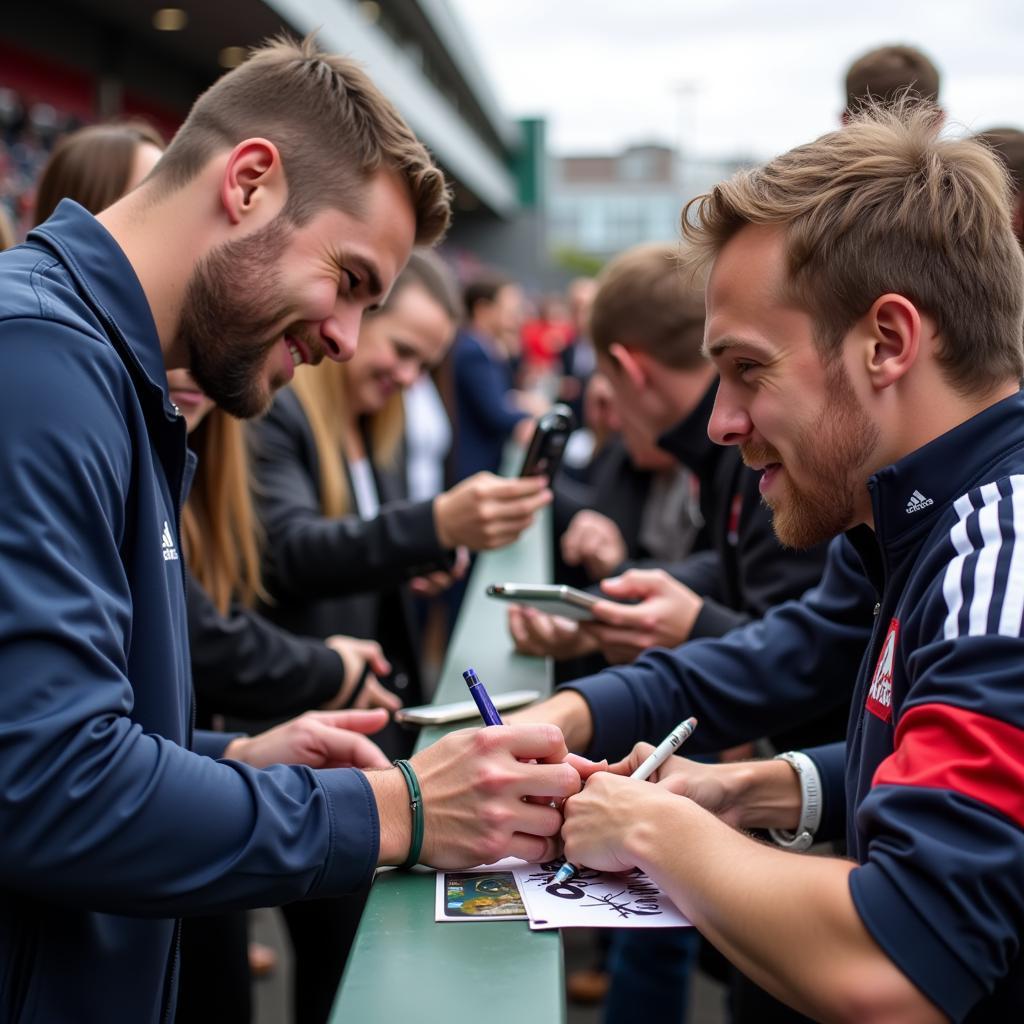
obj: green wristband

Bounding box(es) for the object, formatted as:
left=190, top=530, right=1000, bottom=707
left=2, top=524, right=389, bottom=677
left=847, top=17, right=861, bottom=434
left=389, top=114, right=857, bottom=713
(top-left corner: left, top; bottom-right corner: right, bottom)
left=393, top=759, right=424, bottom=870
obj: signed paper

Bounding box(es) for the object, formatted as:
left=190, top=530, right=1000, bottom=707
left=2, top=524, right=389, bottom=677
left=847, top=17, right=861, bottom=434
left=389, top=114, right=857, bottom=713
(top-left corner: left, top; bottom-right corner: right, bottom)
left=514, top=859, right=692, bottom=930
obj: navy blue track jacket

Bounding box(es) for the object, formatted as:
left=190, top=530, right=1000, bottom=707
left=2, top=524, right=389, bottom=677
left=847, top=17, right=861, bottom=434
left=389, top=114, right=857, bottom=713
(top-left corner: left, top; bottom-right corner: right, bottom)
left=567, top=391, right=1024, bottom=1020
left=0, top=202, right=380, bottom=1023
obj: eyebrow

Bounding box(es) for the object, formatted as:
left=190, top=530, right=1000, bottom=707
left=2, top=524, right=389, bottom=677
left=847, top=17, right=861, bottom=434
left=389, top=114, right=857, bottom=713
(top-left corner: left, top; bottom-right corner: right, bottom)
left=703, top=335, right=774, bottom=360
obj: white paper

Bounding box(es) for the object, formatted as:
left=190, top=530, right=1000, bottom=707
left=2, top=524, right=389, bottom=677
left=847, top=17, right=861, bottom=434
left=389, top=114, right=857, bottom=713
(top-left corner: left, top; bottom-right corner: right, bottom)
left=513, top=859, right=692, bottom=930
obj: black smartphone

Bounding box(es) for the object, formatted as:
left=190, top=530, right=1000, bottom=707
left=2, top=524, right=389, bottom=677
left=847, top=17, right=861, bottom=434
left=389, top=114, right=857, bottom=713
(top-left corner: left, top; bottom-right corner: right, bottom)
left=519, top=403, right=576, bottom=478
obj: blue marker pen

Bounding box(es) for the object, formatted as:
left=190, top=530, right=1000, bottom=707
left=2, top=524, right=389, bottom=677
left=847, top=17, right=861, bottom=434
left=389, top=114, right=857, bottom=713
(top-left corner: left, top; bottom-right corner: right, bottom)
left=462, top=668, right=503, bottom=726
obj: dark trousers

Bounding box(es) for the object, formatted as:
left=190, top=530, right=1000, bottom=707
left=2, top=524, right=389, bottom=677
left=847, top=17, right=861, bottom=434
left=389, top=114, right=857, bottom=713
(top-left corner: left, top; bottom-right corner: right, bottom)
left=175, top=911, right=251, bottom=1024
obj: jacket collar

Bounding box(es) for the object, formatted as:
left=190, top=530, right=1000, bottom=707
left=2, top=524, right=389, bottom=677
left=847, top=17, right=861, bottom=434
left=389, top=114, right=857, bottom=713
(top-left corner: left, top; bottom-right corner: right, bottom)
left=847, top=389, right=1024, bottom=588
left=28, top=200, right=178, bottom=420
left=656, top=379, right=721, bottom=476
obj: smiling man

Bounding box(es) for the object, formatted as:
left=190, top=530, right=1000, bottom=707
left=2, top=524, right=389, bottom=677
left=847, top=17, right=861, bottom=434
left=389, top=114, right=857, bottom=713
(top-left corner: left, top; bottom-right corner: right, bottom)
left=520, top=101, right=1024, bottom=1021
left=0, top=35, right=584, bottom=1024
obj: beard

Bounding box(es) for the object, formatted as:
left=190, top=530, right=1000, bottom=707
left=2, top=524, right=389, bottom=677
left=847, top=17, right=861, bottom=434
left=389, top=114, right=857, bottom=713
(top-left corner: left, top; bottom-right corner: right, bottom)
left=742, top=358, right=879, bottom=549
left=177, top=214, right=299, bottom=419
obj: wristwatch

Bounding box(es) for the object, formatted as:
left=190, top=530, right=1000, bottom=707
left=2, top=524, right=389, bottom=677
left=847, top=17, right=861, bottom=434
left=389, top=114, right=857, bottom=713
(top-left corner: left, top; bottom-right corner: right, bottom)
left=768, top=751, right=822, bottom=852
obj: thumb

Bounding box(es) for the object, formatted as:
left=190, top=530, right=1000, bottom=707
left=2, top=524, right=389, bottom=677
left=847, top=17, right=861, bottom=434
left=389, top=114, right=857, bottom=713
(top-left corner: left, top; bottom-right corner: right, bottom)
left=566, top=752, right=608, bottom=783
left=601, top=570, right=654, bottom=600
left=317, top=708, right=390, bottom=734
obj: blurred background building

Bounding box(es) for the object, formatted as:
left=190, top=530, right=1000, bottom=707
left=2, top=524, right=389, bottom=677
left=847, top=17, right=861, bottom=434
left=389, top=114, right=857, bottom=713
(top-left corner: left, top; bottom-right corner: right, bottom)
left=0, top=1, right=746, bottom=286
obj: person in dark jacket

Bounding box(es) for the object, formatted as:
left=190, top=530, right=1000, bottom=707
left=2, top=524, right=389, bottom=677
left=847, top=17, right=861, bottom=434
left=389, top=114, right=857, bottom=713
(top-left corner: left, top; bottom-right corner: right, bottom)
left=510, top=243, right=830, bottom=678
left=524, top=103, right=1024, bottom=1022
left=249, top=251, right=554, bottom=1023
left=32, top=118, right=402, bottom=1024
left=451, top=274, right=548, bottom=480
left=0, top=37, right=583, bottom=1024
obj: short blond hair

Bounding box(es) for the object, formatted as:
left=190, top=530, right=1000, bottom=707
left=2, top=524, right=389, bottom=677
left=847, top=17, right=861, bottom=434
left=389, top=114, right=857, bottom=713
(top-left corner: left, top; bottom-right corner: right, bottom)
left=682, top=101, right=1024, bottom=395
left=155, top=33, right=450, bottom=244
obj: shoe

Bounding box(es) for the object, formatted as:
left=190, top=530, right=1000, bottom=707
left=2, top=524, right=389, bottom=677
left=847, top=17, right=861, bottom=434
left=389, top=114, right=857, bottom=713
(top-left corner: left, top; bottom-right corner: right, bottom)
left=566, top=968, right=609, bottom=1004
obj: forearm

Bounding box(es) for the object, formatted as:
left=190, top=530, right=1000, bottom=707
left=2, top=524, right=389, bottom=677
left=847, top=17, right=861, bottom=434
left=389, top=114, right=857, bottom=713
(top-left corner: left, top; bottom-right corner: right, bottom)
left=628, top=801, right=943, bottom=1024
left=364, top=767, right=413, bottom=866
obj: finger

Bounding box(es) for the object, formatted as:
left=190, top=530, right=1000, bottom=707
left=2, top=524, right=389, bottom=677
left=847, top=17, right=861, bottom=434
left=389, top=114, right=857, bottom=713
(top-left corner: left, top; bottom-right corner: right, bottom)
left=363, top=682, right=402, bottom=713
left=565, top=752, right=608, bottom=783
left=486, top=491, right=553, bottom=522
left=369, top=649, right=392, bottom=676
left=505, top=831, right=561, bottom=864
left=589, top=600, right=652, bottom=629
left=327, top=733, right=391, bottom=770
left=317, top=708, right=391, bottom=733
left=481, top=475, right=550, bottom=499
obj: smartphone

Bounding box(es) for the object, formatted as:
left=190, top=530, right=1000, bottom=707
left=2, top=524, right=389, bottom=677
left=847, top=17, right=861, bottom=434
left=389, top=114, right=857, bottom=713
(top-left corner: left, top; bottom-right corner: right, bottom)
left=394, top=688, right=541, bottom=725
left=486, top=582, right=601, bottom=622
left=520, top=404, right=576, bottom=479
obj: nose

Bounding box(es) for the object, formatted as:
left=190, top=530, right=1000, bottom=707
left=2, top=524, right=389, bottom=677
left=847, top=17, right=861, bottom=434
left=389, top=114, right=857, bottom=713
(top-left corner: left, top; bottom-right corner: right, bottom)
left=319, top=307, right=362, bottom=363
left=707, top=379, right=753, bottom=447
left=394, top=359, right=421, bottom=390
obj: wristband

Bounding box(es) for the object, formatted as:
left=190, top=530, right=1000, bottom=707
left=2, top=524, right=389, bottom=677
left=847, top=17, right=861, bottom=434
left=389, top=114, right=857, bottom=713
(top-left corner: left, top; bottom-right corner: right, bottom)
left=345, top=661, right=373, bottom=708
left=768, top=751, right=822, bottom=852
left=393, top=759, right=424, bottom=869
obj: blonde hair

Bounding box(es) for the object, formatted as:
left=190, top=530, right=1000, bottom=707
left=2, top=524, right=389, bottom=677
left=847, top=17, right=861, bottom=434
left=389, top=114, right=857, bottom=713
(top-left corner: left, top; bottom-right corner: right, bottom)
left=182, top=410, right=266, bottom=612
left=290, top=249, right=459, bottom=517
left=682, top=100, right=1024, bottom=395
left=153, top=33, right=450, bottom=243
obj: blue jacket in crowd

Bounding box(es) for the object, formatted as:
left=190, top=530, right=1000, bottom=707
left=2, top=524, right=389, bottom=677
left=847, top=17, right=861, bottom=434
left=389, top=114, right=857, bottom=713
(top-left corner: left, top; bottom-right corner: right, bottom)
left=0, top=201, right=380, bottom=1023
left=452, top=328, right=527, bottom=479
left=566, top=391, right=1024, bottom=1021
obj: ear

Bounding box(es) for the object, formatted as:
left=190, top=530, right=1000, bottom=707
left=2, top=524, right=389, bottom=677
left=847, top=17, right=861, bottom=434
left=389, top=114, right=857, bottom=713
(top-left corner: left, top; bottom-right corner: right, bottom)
left=607, top=342, right=648, bottom=391
left=862, top=293, right=921, bottom=391
left=219, top=138, right=286, bottom=226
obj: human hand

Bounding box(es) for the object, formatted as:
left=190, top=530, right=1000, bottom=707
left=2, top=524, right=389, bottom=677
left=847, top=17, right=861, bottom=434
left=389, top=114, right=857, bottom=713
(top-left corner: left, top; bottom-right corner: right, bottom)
left=512, top=390, right=550, bottom=420
left=581, top=569, right=703, bottom=663
left=607, top=743, right=801, bottom=831
left=507, top=604, right=599, bottom=660
left=560, top=510, right=627, bottom=580
left=369, top=725, right=583, bottom=868
left=224, top=710, right=392, bottom=771
left=562, top=771, right=680, bottom=873
left=323, top=636, right=402, bottom=712
left=409, top=546, right=470, bottom=596
left=434, top=473, right=552, bottom=551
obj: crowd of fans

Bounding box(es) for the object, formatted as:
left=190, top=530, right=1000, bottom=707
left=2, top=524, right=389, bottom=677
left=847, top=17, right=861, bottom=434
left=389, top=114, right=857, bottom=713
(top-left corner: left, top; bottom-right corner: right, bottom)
left=1, top=31, right=1024, bottom=1024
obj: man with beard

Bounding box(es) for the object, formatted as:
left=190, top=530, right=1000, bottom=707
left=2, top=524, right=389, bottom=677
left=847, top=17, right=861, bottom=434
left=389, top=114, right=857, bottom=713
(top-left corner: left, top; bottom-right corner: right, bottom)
left=518, top=101, right=1024, bottom=1020
left=0, top=35, right=584, bottom=1024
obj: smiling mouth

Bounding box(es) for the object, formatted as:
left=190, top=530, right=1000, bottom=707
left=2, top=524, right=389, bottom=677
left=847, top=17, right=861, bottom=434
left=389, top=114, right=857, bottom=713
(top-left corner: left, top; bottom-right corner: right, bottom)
left=285, top=334, right=313, bottom=367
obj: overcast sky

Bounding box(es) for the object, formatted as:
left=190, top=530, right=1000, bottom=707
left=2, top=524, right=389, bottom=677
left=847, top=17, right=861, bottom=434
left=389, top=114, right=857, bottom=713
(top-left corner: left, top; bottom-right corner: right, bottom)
left=448, top=0, right=1024, bottom=160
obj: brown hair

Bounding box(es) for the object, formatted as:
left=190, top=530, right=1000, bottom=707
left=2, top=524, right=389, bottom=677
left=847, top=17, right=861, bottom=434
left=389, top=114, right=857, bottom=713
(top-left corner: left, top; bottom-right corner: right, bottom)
left=33, top=120, right=165, bottom=225
left=844, top=45, right=940, bottom=112
left=290, top=249, right=459, bottom=517
left=182, top=411, right=266, bottom=612
left=590, top=243, right=706, bottom=370
left=153, top=33, right=450, bottom=243
left=976, top=127, right=1024, bottom=194
left=682, top=101, right=1024, bottom=395
left=463, top=275, right=512, bottom=321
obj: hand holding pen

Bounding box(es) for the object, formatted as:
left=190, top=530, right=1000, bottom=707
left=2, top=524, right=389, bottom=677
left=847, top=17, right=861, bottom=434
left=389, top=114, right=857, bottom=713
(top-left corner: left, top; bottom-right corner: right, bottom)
left=553, top=717, right=698, bottom=885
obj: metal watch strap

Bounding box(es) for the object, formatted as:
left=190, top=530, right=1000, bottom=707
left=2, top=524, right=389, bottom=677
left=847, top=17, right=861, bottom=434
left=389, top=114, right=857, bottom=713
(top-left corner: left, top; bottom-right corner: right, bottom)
left=768, top=751, right=822, bottom=852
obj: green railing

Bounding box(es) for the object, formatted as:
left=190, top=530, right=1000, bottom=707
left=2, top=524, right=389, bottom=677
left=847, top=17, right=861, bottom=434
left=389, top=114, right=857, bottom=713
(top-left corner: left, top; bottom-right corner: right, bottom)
left=330, top=505, right=562, bottom=1024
